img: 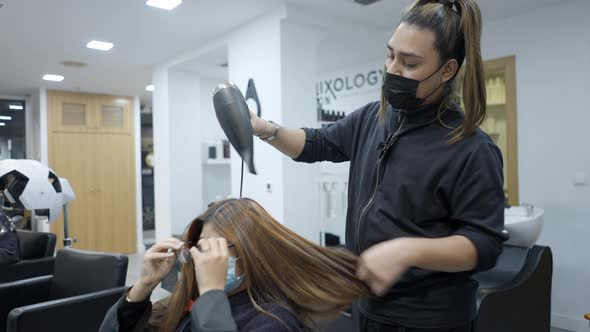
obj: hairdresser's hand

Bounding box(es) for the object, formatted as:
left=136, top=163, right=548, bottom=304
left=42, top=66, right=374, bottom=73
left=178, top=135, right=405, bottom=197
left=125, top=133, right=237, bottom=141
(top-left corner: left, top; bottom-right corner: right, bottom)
left=357, top=238, right=415, bottom=296
left=249, top=111, right=268, bottom=137
left=128, top=238, right=184, bottom=302
left=190, top=238, right=229, bottom=295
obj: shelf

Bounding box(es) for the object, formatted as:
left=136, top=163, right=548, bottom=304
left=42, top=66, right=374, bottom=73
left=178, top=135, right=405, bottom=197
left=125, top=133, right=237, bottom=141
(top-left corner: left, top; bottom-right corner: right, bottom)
left=205, top=159, right=231, bottom=165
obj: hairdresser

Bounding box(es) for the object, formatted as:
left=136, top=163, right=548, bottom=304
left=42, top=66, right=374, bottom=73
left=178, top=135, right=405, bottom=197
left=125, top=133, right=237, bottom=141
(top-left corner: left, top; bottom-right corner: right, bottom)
left=249, top=0, right=506, bottom=330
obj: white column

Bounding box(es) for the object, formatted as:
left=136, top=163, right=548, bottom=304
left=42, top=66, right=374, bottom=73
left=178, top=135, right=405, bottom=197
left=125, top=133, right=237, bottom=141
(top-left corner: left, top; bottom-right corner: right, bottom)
left=226, top=7, right=323, bottom=242
left=153, top=67, right=204, bottom=243
left=168, top=70, right=203, bottom=236
left=133, top=96, right=144, bottom=252
left=30, top=88, right=50, bottom=232
left=227, top=8, right=287, bottom=222
left=30, top=87, right=48, bottom=165
left=280, top=21, right=322, bottom=242
left=152, top=66, right=173, bottom=243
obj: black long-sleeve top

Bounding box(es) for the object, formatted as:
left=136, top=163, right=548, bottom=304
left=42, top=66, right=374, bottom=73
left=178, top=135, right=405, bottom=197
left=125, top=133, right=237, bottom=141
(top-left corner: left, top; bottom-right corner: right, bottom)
left=295, top=101, right=507, bottom=329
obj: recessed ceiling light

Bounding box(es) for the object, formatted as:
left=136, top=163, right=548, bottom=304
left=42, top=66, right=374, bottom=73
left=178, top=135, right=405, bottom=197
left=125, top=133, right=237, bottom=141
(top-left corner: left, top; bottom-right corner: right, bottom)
left=146, top=0, right=182, bottom=11
left=145, top=85, right=155, bottom=92
left=61, top=60, right=87, bottom=68
left=8, top=105, right=23, bottom=110
left=43, top=74, right=64, bottom=82
left=0, top=116, right=12, bottom=120
left=0, top=123, right=5, bottom=127
left=86, top=40, right=114, bottom=51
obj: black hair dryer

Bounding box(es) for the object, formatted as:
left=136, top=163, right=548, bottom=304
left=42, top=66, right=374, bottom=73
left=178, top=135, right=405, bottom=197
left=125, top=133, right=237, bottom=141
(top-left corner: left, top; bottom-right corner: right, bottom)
left=212, top=81, right=257, bottom=175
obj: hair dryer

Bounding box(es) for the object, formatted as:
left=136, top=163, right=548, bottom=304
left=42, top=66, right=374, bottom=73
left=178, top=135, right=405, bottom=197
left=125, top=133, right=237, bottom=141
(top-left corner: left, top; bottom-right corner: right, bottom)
left=212, top=81, right=257, bottom=175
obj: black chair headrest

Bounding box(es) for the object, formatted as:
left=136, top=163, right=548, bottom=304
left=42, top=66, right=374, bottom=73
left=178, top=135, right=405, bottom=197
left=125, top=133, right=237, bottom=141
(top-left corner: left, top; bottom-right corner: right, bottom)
left=49, top=249, right=128, bottom=300
left=16, top=230, right=56, bottom=260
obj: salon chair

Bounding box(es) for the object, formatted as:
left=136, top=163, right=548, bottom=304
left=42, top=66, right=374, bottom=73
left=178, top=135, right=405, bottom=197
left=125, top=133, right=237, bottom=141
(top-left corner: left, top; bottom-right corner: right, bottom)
left=473, top=244, right=553, bottom=332
left=0, top=248, right=128, bottom=332
left=0, top=230, right=56, bottom=283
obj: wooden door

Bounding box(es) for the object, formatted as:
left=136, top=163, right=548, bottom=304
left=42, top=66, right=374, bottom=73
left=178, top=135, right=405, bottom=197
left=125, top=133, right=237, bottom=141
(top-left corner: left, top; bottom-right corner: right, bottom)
left=48, top=91, right=96, bottom=133
left=95, top=95, right=134, bottom=135
left=91, top=134, right=136, bottom=252
left=48, top=91, right=136, bottom=253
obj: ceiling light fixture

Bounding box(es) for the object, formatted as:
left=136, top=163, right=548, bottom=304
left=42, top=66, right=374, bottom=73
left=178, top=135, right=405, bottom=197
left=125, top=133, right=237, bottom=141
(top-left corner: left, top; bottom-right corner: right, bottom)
left=8, top=105, right=23, bottom=110
left=43, top=74, right=64, bottom=82
left=145, top=85, right=155, bottom=92
left=146, top=0, right=182, bottom=11
left=354, top=0, right=381, bottom=5
left=61, top=60, right=87, bottom=68
left=86, top=40, right=114, bottom=51
left=0, top=116, right=12, bottom=120
left=0, top=123, right=5, bottom=127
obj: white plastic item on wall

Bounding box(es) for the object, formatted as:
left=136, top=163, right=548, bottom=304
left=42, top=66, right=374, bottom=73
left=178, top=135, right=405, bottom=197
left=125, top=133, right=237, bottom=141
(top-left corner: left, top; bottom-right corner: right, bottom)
left=318, top=176, right=348, bottom=244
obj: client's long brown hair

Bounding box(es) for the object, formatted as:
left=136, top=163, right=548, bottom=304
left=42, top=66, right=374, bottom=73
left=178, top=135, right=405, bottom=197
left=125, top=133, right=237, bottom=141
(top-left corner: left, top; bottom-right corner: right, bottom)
left=160, top=198, right=370, bottom=331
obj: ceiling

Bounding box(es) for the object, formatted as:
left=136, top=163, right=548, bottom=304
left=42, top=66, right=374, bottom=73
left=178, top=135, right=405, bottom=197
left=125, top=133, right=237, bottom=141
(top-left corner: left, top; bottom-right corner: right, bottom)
left=0, top=0, right=568, bottom=104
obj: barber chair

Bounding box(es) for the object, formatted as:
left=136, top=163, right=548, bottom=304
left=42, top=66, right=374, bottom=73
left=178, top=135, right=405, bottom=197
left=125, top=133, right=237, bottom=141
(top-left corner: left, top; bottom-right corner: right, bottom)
left=0, top=248, right=128, bottom=332
left=473, top=244, right=553, bottom=332
left=0, top=230, right=57, bottom=283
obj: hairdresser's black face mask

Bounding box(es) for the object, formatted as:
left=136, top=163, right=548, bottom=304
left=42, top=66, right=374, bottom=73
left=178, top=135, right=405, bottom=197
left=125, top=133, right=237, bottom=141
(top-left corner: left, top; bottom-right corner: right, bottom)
left=381, top=62, right=446, bottom=111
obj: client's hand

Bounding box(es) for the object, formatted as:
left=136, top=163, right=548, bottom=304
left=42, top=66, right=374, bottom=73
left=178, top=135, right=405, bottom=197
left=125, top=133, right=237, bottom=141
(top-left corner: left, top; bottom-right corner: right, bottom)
left=128, top=237, right=184, bottom=302
left=190, top=238, right=229, bottom=295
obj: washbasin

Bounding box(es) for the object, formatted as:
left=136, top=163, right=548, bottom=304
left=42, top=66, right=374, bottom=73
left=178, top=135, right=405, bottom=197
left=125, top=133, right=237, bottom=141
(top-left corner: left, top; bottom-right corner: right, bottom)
left=504, top=206, right=544, bottom=247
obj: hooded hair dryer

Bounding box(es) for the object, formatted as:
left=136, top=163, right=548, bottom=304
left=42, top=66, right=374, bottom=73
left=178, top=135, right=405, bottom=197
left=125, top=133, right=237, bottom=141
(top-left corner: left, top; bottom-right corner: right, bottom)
left=212, top=81, right=257, bottom=175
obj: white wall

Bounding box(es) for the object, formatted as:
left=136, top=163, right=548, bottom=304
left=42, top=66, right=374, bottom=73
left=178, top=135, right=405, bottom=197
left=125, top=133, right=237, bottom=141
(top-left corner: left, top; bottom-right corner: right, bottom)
left=28, top=89, right=50, bottom=232
left=482, top=1, right=590, bottom=330
left=153, top=69, right=205, bottom=239
left=315, top=16, right=390, bottom=75
left=30, top=88, right=48, bottom=164
left=280, top=21, right=323, bottom=243
left=316, top=61, right=383, bottom=113
left=200, top=78, right=226, bottom=142
left=227, top=7, right=287, bottom=222
left=152, top=67, right=173, bottom=243
left=31, top=88, right=47, bottom=164
left=200, top=77, right=231, bottom=208
left=168, top=70, right=203, bottom=236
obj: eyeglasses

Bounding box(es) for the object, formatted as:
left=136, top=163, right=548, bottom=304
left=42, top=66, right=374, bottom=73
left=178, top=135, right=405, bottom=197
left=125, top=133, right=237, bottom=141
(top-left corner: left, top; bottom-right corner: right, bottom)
left=177, top=240, right=236, bottom=264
